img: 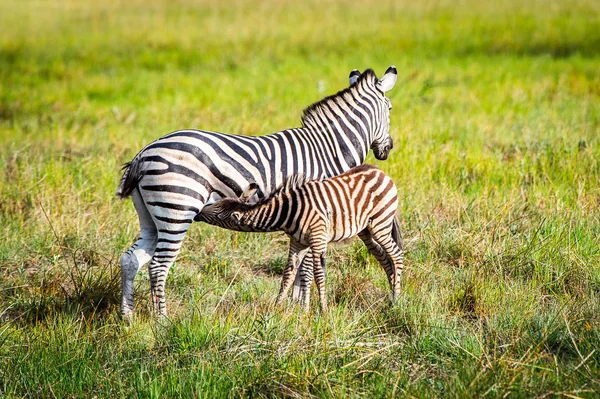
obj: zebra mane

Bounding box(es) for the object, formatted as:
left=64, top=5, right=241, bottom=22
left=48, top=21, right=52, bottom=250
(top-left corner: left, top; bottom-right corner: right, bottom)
left=202, top=173, right=315, bottom=218
left=301, top=69, right=378, bottom=128
left=245, top=173, right=315, bottom=208
left=281, top=173, right=313, bottom=194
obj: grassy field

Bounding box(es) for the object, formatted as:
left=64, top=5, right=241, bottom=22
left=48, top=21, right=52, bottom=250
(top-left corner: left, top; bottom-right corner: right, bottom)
left=1, top=0, right=600, bottom=397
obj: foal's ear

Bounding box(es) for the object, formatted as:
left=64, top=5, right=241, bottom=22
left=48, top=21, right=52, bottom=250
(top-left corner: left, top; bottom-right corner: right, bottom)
left=376, top=65, right=397, bottom=93
left=205, top=191, right=223, bottom=205
left=240, top=183, right=259, bottom=202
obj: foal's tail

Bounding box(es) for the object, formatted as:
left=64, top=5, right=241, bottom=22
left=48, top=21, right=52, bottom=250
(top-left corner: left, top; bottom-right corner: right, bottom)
left=391, top=212, right=403, bottom=250
left=116, top=157, right=144, bottom=198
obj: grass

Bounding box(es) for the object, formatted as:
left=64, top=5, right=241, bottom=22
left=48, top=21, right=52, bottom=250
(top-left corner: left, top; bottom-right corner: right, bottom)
left=1, top=0, right=599, bottom=397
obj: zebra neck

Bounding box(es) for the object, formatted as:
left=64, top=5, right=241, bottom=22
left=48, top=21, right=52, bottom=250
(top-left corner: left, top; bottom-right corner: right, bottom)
left=301, top=124, right=369, bottom=173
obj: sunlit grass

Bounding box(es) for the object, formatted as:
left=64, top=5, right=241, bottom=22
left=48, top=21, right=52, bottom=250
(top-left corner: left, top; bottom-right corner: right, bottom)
left=0, top=0, right=599, bottom=397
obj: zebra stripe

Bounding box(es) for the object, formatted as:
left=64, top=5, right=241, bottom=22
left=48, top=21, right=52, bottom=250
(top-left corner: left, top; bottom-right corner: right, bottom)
left=118, top=67, right=398, bottom=318
left=198, top=164, right=404, bottom=311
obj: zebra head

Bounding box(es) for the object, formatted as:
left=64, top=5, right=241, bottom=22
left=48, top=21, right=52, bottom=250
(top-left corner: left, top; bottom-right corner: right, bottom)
left=370, top=66, right=397, bottom=161
left=197, top=184, right=260, bottom=231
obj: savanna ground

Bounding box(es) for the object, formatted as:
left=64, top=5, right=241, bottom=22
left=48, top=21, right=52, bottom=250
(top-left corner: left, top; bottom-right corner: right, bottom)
left=1, top=0, right=599, bottom=397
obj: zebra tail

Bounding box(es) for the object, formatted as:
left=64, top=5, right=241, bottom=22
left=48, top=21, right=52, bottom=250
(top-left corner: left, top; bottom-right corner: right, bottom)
left=391, top=212, right=403, bottom=250
left=116, top=157, right=143, bottom=198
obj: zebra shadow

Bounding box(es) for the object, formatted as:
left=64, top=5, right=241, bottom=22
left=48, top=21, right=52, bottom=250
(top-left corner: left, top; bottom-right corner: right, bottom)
left=3, top=244, right=121, bottom=325
left=247, top=256, right=287, bottom=278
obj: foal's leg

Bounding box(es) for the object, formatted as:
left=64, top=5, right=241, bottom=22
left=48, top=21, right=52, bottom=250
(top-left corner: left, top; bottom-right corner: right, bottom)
left=310, top=238, right=329, bottom=312
left=370, top=228, right=404, bottom=303
left=298, top=249, right=314, bottom=309
left=276, top=240, right=308, bottom=306
left=358, top=229, right=396, bottom=299
left=291, top=248, right=311, bottom=303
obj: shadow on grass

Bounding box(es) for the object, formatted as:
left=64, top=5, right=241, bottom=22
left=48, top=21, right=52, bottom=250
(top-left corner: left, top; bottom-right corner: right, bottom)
left=4, top=240, right=122, bottom=326
left=248, top=256, right=287, bottom=277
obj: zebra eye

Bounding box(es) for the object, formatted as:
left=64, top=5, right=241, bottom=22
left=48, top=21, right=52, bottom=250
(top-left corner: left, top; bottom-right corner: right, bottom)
left=231, top=212, right=242, bottom=224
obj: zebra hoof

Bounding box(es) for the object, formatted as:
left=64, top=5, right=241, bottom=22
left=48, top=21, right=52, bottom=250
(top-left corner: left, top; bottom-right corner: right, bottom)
left=120, top=309, right=134, bottom=324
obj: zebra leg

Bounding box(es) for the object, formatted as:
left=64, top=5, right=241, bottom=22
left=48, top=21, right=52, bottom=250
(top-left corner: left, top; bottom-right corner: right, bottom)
left=120, top=190, right=157, bottom=319
left=311, top=240, right=328, bottom=312
left=299, top=249, right=314, bottom=310
left=146, top=224, right=190, bottom=318
left=291, top=248, right=311, bottom=303
left=149, top=222, right=191, bottom=318
left=144, top=197, right=199, bottom=317
left=371, top=229, right=404, bottom=303
left=358, top=229, right=396, bottom=298
left=137, top=181, right=205, bottom=317
left=276, top=240, right=307, bottom=306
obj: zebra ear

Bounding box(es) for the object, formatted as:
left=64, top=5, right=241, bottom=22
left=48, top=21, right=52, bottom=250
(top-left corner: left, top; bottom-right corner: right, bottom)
left=349, top=69, right=361, bottom=86
left=205, top=191, right=223, bottom=206
left=240, top=183, right=259, bottom=202
left=376, top=65, right=397, bottom=93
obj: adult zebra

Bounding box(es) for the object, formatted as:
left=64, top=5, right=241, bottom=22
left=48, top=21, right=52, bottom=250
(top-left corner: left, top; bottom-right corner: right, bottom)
left=117, top=66, right=398, bottom=318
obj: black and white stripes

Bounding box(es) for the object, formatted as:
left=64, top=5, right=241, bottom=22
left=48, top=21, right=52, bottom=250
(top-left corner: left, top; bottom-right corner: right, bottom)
left=199, top=164, right=404, bottom=311
left=117, top=66, right=397, bottom=318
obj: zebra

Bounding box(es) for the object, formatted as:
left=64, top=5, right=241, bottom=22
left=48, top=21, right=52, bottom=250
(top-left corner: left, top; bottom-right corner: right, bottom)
left=198, top=164, right=404, bottom=311
left=117, top=66, right=398, bottom=318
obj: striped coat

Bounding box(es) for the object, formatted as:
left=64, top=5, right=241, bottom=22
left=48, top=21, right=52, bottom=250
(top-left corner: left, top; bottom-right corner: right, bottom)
left=198, top=164, right=404, bottom=311
left=117, top=67, right=397, bottom=317
left=117, top=67, right=398, bottom=317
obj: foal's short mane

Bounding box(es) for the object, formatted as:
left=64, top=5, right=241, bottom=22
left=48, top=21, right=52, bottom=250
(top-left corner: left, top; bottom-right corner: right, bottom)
left=301, top=69, right=378, bottom=128
left=212, top=165, right=380, bottom=217
left=251, top=173, right=314, bottom=207
left=215, top=173, right=315, bottom=214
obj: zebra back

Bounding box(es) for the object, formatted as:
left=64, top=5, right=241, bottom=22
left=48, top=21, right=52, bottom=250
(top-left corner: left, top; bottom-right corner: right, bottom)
left=116, top=67, right=397, bottom=208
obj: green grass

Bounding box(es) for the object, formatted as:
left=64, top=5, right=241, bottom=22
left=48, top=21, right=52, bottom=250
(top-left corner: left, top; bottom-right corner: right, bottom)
left=1, top=0, right=600, bottom=397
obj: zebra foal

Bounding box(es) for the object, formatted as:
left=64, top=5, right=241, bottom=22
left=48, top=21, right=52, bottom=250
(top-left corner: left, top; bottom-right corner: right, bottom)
left=198, top=164, right=404, bottom=311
